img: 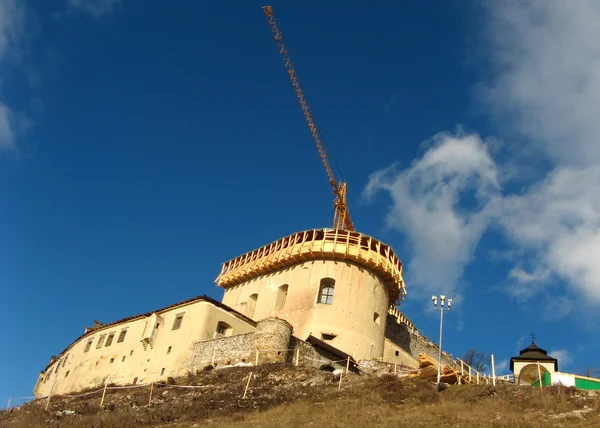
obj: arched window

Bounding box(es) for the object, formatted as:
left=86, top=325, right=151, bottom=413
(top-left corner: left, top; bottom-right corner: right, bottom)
left=246, top=293, right=258, bottom=318
left=373, top=312, right=380, bottom=325
left=276, top=284, right=288, bottom=310
left=318, top=278, right=335, bottom=304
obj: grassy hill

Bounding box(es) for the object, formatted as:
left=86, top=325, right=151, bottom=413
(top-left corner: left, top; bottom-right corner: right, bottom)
left=1, top=364, right=598, bottom=427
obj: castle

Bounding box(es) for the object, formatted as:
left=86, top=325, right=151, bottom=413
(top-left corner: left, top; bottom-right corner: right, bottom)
left=33, top=228, right=451, bottom=398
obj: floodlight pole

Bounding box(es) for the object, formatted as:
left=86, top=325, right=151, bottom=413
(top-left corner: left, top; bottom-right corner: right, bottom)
left=432, top=295, right=452, bottom=390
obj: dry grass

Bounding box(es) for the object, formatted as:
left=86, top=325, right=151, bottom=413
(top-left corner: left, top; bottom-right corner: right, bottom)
left=1, top=365, right=598, bottom=428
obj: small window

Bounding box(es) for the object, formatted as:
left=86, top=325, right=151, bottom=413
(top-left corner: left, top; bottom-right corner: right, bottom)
left=276, top=284, right=289, bottom=311
left=374, top=312, right=380, bottom=325
left=167, top=346, right=172, bottom=355
left=122, top=356, right=126, bottom=362
left=395, top=351, right=400, bottom=356
left=110, top=358, right=115, bottom=364
left=65, top=371, right=70, bottom=378
left=172, top=314, right=184, bottom=330
left=321, top=333, right=337, bottom=341
left=84, top=339, right=93, bottom=352
left=216, top=321, right=232, bottom=337
left=117, top=329, right=128, bottom=343
left=318, top=278, right=335, bottom=304
left=105, top=332, right=115, bottom=347
left=246, top=294, right=258, bottom=318
left=130, top=350, right=134, bottom=356
left=96, top=335, right=106, bottom=349
left=161, top=368, right=165, bottom=376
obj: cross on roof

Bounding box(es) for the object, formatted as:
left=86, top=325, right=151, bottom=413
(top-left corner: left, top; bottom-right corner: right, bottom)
left=530, top=332, right=536, bottom=343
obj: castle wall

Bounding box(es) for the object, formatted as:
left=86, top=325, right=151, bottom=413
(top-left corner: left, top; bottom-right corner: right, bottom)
left=221, top=260, right=390, bottom=360
left=33, top=299, right=256, bottom=398
left=188, top=319, right=348, bottom=371
left=384, top=315, right=456, bottom=368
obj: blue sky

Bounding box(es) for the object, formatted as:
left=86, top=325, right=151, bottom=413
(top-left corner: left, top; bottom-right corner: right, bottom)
left=2, top=0, right=600, bottom=404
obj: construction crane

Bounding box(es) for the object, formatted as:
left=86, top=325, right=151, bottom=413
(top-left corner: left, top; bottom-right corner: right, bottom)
left=262, top=6, right=354, bottom=232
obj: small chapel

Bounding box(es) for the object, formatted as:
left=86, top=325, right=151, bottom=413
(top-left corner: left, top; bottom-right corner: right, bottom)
left=510, top=336, right=558, bottom=385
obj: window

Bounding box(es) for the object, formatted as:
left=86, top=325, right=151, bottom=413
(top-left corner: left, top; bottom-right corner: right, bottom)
left=321, top=333, right=337, bottom=341
left=276, top=284, right=288, bottom=311
left=161, top=368, right=165, bottom=376
left=130, top=350, right=134, bottom=356
left=105, top=332, right=115, bottom=347
left=65, top=371, right=70, bottom=378
left=318, top=278, right=335, bottom=304
left=122, top=356, right=126, bottom=362
left=246, top=294, right=258, bottom=318
left=96, top=335, right=106, bottom=349
left=395, top=351, right=400, bottom=356
left=117, top=329, right=128, bottom=343
left=84, top=339, right=93, bottom=352
left=373, top=312, right=380, bottom=325
left=172, top=314, right=184, bottom=330
left=110, top=358, right=115, bottom=364
left=167, top=346, right=172, bottom=355
left=216, top=321, right=232, bottom=337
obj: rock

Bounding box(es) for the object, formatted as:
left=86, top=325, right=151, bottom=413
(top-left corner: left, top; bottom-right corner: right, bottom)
left=161, top=390, right=169, bottom=397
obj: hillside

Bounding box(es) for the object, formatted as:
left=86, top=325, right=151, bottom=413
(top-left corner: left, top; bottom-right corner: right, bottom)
left=1, top=364, right=599, bottom=427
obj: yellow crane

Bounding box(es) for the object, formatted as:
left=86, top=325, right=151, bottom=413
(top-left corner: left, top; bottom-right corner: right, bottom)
left=262, top=6, right=354, bottom=231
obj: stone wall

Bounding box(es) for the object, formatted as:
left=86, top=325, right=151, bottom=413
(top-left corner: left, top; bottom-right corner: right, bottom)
left=189, top=333, right=255, bottom=369
left=385, top=317, right=458, bottom=369
left=188, top=317, right=351, bottom=372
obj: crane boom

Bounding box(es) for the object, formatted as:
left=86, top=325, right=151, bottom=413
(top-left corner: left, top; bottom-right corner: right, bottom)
left=263, top=5, right=354, bottom=231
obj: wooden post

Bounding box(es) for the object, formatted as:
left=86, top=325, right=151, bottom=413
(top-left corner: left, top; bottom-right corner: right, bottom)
left=491, top=354, right=496, bottom=386
left=45, top=373, right=59, bottom=411
left=6, top=397, right=11, bottom=411
left=294, top=348, right=300, bottom=367
left=461, top=359, right=464, bottom=376
left=469, top=367, right=472, bottom=382
left=100, top=377, right=110, bottom=407
left=346, top=357, right=350, bottom=375
left=255, top=349, right=259, bottom=366
left=242, top=372, right=253, bottom=399
left=394, top=363, right=397, bottom=376
left=537, top=362, right=543, bottom=391
left=148, top=382, right=154, bottom=405
left=477, top=372, right=480, bottom=385
left=338, top=372, right=343, bottom=390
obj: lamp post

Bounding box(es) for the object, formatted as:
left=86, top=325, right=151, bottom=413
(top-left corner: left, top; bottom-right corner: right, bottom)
left=432, top=295, right=452, bottom=390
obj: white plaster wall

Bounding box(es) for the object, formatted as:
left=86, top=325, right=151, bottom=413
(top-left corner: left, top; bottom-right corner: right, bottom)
left=34, top=300, right=255, bottom=397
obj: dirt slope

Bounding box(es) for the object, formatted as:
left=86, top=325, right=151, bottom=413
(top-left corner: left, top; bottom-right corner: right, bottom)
left=1, top=364, right=599, bottom=427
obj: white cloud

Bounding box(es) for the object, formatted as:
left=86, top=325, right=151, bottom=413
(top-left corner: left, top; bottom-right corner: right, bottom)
left=483, top=1, right=600, bottom=167
left=67, top=0, right=120, bottom=18
left=495, top=359, right=509, bottom=373
left=364, top=131, right=500, bottom=296
left=0, top=0, right=23, bottom=151
left=549, top=349, right=572, bottom=367
left=366, top=2, right=600, bottom=310
left=499, top=167, right=600, bottom=303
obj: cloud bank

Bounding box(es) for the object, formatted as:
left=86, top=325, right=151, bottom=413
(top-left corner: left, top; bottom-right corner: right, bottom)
left=366, top=1, right=600, bottom=310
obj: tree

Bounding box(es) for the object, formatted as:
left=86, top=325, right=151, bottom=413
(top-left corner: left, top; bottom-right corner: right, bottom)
left=462, top=348, right=491, bottom=373
left=584, top=367, right=600, bottom=378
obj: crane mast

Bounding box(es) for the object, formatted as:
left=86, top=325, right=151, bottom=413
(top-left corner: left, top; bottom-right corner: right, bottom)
left=262, top=6, right=354, bottom=231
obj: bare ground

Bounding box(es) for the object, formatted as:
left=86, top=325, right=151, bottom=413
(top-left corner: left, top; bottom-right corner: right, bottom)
left=1, top=364, right=599, bottom=427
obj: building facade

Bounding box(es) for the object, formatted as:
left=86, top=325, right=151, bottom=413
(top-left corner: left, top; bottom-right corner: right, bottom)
left=34, top=228, right=444, bottom=398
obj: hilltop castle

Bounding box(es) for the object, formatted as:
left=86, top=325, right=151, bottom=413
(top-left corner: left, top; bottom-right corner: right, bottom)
left=33, top=228, right=450, bottom=398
